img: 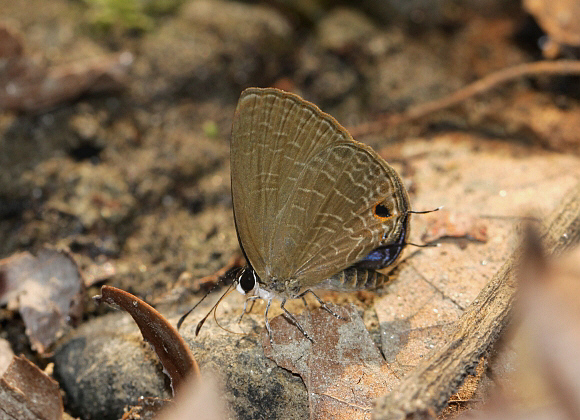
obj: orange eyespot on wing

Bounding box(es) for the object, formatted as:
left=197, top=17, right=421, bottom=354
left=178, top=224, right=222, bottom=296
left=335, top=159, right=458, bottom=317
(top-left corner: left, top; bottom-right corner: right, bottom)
left=373, top=202, right=392, bottom=221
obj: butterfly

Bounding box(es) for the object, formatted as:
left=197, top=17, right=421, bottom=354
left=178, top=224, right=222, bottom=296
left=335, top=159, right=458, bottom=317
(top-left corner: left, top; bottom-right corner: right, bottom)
left=228, top=87, right=415, bottom=340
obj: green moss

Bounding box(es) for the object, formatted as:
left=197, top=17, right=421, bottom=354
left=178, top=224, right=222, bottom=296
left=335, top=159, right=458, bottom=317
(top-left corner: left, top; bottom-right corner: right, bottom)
left=143, top=0, right=185, bottom=15
left=84, top=0, right=185, bottom=35
left=202, top=120, right=219, bottom=139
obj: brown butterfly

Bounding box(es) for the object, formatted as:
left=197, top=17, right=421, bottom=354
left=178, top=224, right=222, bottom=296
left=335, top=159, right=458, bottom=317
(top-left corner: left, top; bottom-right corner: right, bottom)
left=229, top=88, right=417, bottom=340
left=178, top=88, right=437, bottom=340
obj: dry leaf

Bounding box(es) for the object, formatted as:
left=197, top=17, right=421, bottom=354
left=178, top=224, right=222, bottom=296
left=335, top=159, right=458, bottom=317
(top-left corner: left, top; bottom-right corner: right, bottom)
left=95, top=285, right=200, bottom=395
left=0, top=355, right=63, bottom=420
left=264, top=305, right=398, bottom=420
left=372, top=180, right=580, bottom=420
left=374, top=267, right=464, bottom=377
left=421, top=210, right=488, bottom=244
left=0, top=248, right=84, bottom=354
left=372, top=136, right=580, bottom=380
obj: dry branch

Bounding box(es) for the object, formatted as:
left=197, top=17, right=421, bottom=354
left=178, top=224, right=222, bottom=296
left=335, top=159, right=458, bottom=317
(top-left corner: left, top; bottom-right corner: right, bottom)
left=349, top=60, right=580, bottom=138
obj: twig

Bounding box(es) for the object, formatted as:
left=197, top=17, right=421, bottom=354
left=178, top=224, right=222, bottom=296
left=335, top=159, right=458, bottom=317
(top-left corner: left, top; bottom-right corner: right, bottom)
left=349, top=60, right=580, bottom=138
left=372, top=180, right=580, bottom=420
left=194, top=253, right=245, bottom=289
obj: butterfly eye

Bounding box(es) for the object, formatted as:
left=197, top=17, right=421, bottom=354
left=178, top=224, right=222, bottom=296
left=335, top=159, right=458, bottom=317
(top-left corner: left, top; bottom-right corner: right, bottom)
left=373, top=202, right=391, bottom=220
left=237, top=268, right=256, bottom=294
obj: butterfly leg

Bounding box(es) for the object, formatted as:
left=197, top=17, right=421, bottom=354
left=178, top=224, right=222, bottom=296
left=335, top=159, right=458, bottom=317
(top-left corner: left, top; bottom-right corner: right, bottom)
left=264, top=298, right=274, bottom=341
left=238, top=296, right=260, bottom=324
left=297, top=289, right=347, bottom=320
left=280, top=299, right=314, bottom=342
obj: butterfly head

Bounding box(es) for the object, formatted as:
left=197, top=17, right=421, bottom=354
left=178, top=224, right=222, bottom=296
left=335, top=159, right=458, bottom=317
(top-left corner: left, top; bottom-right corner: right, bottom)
left=235, top=266, right=277, bottom=300
left=236, top=266, right=257, bottom=294
left=235, top=266, right=304, bottom=300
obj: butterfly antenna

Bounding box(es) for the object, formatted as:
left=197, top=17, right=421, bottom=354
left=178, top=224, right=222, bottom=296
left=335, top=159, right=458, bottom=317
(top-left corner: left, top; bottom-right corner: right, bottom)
left=408, top=206, right=443, bottom=215
left=404, top=207, right=443, bottom=249
left=177, top=267, right=242, bottom=330
left=213, top=287, right=247, bottom=335
left=406, top=241, right=441, bottom=248
left=194, top=282, right=235, bottom=335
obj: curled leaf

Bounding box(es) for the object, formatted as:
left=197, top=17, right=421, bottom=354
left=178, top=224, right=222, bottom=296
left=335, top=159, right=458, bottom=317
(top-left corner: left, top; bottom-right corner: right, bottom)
left=94, top=285, right=200, bottom=394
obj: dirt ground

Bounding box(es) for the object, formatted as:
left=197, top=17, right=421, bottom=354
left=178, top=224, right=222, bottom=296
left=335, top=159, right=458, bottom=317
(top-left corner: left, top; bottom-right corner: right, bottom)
left=1, top=1, right=580, bottom=419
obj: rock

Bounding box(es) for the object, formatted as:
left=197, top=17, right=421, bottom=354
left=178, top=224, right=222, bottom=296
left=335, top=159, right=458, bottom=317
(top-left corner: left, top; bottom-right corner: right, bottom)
left=317, top=7, right=378, bottom=54
left=54, top=313, right=170, bottom=420
left=295, top=7, right=383, bottom=118
left=296, top=6, right=460, bottom=120
left=367, top=37, right=458, bottom=112
left=138, top=0, right=294, bottom=100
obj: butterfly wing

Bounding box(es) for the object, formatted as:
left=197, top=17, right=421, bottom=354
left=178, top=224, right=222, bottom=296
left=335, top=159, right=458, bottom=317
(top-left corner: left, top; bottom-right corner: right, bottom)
left=231, top=88, right=409, bottom=289
left=269, top=141, right=410, bottom=287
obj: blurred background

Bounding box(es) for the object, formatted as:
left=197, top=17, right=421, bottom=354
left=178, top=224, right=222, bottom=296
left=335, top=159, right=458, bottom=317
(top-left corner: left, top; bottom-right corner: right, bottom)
left=1, top=1, right=580, bottom=419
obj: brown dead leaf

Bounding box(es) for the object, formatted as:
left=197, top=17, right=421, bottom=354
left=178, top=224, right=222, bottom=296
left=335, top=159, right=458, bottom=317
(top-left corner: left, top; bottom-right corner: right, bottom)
left=372, top=136, right=580, bottom=379
left=0, top=248, right=84, bottom=354
left=0, top=355, right=63, bottom=420
left=373, top=180, right=580, bottom=420
left=421, top=209, right=488, bottom=244
left=375, top=266, right=464, bottom=378
left=0, top=23, right=132, bottom=113
left=263, top=305, right=398, bottom=420
left=95, top=285, right=200, bottom=395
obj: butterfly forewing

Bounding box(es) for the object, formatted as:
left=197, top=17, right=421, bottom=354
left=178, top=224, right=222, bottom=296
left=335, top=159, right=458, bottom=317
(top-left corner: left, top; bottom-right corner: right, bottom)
left=232, top=89, right=350, bottom=278
left=231, top=88, right=409, bottom=290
